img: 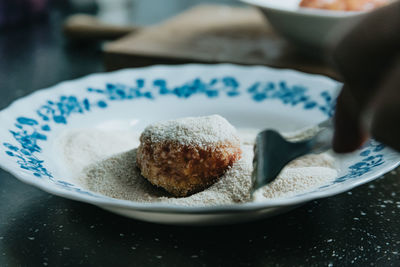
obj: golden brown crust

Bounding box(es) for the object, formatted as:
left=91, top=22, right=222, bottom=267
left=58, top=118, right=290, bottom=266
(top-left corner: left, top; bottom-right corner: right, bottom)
left=136, top=138, right=242, bottom=197
left=299, top=0, right=389, bottom=11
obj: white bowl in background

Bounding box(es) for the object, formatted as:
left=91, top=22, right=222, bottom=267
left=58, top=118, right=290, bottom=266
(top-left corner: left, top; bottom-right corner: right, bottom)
left=241, top=0, right=366, bottom=53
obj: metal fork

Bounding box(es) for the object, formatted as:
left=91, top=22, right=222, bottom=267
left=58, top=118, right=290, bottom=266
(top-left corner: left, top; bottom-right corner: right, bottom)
left=251, top=119, right=334, bottom=192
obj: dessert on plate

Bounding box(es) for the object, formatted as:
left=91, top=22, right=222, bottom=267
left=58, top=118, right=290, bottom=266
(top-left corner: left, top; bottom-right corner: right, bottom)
left=136, top=115, right=242, bottom=197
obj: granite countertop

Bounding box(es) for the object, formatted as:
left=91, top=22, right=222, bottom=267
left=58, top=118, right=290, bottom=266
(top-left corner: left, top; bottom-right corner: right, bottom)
left=0, top=1, right=399, bottom=266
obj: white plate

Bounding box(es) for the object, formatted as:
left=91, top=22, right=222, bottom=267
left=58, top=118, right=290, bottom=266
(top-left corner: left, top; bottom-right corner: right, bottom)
left=0, top=64, right=398, bottom=225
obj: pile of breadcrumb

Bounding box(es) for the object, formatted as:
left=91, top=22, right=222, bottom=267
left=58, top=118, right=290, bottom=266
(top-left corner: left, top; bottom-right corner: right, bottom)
left=57, top=122, right=337, bottom=207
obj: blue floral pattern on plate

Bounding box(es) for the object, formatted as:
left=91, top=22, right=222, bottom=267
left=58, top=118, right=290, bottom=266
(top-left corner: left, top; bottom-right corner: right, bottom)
left=336, top=140, right=385, bottom=181
left=3, top=76, right=336, bottom=179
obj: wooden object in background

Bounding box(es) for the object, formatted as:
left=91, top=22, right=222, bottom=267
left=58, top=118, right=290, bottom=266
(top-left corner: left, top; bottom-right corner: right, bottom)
left=104, top=5, right=338, bottom=79
left=64, top=14, right=139, bottom=41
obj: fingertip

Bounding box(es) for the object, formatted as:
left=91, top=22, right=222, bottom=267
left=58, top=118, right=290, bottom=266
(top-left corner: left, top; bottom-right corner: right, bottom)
left=333, top=128, right=368, bottom=153
left=332, top=87, right=367, bottom=153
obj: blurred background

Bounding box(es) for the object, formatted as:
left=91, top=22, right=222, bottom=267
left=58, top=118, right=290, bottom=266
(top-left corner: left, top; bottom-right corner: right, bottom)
left=0, top=0, right=333, bottom=105
left=0, top=0, right=241, bottom=28
left=2, top=1, right=400, bottom=266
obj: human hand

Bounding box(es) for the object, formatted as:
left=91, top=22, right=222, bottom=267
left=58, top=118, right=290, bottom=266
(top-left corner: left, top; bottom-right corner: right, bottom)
left=331, top=0, right=400, bottom=153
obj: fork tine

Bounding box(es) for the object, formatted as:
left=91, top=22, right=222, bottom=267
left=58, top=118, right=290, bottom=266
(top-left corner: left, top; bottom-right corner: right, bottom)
left=252, top=130, right=312, bottom=192
left=251, top=120, right=333, bottom=193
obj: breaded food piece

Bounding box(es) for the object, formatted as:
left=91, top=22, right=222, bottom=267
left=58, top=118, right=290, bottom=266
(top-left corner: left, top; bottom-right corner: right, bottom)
left=299, top=0, right=390, bottom=11
left=136, top=115, right=242, bottom=197
left=300, top=0, right=346, bottom=10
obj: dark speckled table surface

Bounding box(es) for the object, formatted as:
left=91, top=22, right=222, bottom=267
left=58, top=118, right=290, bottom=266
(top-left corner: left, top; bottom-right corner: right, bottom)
left=1, top=1, right=400, bottom=266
